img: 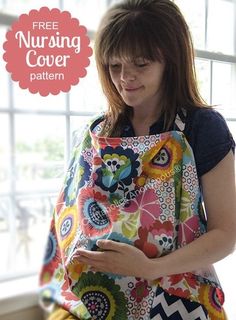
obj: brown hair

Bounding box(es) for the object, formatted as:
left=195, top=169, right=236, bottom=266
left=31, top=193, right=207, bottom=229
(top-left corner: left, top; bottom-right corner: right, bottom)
left=94, top=0, right=208, bottom=137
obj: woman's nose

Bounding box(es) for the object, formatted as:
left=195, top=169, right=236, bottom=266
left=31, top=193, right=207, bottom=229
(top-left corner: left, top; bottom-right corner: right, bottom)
left=120, top=66, right=136, bottom=81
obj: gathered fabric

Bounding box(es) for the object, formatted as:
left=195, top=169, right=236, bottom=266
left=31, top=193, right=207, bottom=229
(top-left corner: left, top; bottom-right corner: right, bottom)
left=39, top=113, right=226, bottom=319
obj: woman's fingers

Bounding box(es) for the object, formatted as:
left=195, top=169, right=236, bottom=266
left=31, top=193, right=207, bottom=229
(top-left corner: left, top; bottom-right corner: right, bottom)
left=96, top=239, right=126, bottom=251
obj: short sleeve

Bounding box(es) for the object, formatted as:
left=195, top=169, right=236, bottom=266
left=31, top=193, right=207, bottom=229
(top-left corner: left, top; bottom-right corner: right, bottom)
left=188, top=108, right=235, bottom=177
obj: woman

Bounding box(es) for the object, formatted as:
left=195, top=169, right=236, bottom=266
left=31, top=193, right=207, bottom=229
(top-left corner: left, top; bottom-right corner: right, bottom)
left=39, top=0, right=236, bottom=319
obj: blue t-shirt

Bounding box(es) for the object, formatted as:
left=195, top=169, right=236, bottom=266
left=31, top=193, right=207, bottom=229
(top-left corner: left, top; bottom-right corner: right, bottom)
left=120, top=106, right=235, bottom=177
left=94, top=106, right=235, bottom=178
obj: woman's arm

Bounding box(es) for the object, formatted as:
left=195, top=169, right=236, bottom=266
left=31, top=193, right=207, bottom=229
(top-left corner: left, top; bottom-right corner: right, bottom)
left=146, top=150, right=236, bottom=279
left=76, top=150, right=236, bottom=280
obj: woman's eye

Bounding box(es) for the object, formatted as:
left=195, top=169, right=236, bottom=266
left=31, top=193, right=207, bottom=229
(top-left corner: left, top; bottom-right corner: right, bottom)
left=136, top=63, right=148, bottom=67
left=109, top=64, right=120, bottom=69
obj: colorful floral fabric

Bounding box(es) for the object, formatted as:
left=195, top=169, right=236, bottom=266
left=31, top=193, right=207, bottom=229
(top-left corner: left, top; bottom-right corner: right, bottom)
left=39, top=113, right=226, bottom=319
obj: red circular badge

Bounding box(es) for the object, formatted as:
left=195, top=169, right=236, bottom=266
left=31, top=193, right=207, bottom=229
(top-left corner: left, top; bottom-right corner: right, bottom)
left=3, top=7, right=93, bottom=96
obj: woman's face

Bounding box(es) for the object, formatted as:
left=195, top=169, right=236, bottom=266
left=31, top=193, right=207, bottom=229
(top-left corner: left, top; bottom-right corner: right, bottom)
left=108, top=56, right=165, bottom=110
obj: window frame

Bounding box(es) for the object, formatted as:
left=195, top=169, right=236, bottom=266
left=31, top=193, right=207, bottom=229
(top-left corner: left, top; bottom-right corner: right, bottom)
left=0, top=0, right=236, bottom=281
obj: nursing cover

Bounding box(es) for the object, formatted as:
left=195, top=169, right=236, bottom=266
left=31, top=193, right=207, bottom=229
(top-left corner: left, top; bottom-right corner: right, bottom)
left=39, top=112, right=225, bottom=319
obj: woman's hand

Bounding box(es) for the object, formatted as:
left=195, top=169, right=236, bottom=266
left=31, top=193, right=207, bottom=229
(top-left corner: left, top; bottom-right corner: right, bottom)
left=76, top=151, right=236, bottom=281
left=75, top=240, right=155, bottom=280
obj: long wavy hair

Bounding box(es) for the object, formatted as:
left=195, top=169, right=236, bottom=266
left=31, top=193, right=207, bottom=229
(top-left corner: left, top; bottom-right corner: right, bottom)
left=94, top=0, right=208, bottom=137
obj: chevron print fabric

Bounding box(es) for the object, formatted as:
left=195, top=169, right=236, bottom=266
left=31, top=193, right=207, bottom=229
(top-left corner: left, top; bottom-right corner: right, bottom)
left=150, top=287, right=209, bottom=320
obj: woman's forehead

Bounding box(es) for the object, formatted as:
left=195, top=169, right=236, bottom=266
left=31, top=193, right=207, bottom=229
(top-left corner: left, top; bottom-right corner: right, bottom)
left=106, top=47, right=163, bottom=64
left=108, top=55, right=148, bottom=63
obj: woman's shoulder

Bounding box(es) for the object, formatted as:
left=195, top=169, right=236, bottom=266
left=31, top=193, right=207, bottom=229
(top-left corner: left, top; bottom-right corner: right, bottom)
left=183, top=106, right=232, bottom=144
left=184, top=105, right=226, bottom=125
left=183, top=106, right=235, bottom=177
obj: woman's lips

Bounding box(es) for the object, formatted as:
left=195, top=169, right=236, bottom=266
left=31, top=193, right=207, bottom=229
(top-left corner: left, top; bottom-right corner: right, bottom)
left=123, top=86, right=142, bottom=92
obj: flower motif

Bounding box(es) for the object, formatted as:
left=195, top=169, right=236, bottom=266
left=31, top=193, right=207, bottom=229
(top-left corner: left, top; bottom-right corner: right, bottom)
left=157, top=272, right=201, bottom=300
left=72, top=272, right=128, bottom=320
left=39, top=284, right=58, bottom=303
left=78, top=187, right=119, bottom=238
left=118, top=211, right=140, bottom=239
left=64, top=151, right=91, bottom=207
left=178, top=215, right=200, bottom=246
left=156, top=273, right=199, bottom=300
left=54, top=267, right=65, bottom=283
left=43, top=231, right=58, bottom=265
left=40, top=266, right=66, bottom=303
left=67, top=262, right=88, bottom=281
left=94, top=146, right=140, bottom=193
left=168, top=273, right=198, bottom=290
left=141, top=136, right=182, bottom=181
left=155, top=234, right=174, bottom=254
left=130, top=280, right=150, bottom=303
left=133, top=175, right=148, bottom=188
left=39, top=270, right=54, bottom=286
left=122, top=188, right=161, bottom=230
left=179, top=188, right=194, bottom=221
left=198, top=285, right=224, bottom=318
left=40, top=226, right=61, bottom=285
left=134, top=227, right=159, bottom=258
left=61, top=273, right=81, bottom=303
left=150, top=220, right=174, bottom=237
left=55, top=205, right=79, bottom=250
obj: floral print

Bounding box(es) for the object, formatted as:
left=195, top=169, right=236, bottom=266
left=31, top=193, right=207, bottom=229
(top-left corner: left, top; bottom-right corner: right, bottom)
left=118, top=211, right=140, bottom=239
left=72, top=272, right=128, bottom=320
left=67, top=261, right=87, bottom=281
left=198, top=285, right=225, bottom=320
left=178, top=215, right=201, bottom=246
left=39, top=114, right=225, bottom=319
left=40, top=223, right=61, bottom=285
left=134, top=226, right=160, bottom=258
left=141, top=136, right=183, bottom=181
left=94, top=146, right=140, bottom=193
left=77, top=187, right=119, bottom=238
left=121, top=188, right=161, bottom=229
left=64, top=151, right=91, bottom=207
left=55, top=205, right=79, bottom=251
left=131, top=279, right=150, bottom=303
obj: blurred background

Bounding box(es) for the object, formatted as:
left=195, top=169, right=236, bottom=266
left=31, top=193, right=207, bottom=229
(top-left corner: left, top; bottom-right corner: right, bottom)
left=0, top=0, right=236, bottom=319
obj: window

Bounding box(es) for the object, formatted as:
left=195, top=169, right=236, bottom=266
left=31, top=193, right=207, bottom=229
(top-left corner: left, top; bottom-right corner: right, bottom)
left=0, top=0, right=236, bottom=318
left=175, top=1, right=236, bottom=318
left=0, top=0, right=107, bottom=282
